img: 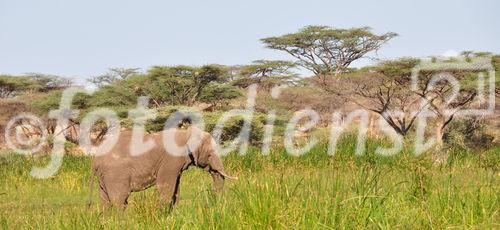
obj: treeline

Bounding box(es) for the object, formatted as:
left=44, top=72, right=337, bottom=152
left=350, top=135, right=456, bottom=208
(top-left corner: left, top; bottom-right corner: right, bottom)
left=0, top=74, right=72, bottom=98
left=1, top=25, right=499, bottom=153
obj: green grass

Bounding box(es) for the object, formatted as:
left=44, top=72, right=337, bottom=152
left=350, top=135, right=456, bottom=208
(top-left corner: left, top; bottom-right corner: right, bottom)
left=0, top=137, right=498, bottom=229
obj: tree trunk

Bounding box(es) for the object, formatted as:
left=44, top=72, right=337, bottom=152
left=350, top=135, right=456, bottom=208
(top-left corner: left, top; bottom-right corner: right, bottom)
left=435, top=122, right=444, bottom=147
left=433, top=119, right=448, bottom=164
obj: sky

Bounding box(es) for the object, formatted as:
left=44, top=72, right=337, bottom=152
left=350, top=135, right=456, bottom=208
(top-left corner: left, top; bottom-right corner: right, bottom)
left=1, top=0, right=499, bottom=86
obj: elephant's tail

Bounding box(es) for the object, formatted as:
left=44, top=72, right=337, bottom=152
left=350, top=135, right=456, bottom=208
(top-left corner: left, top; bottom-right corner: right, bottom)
left=86, top=166, right=96, bottom=208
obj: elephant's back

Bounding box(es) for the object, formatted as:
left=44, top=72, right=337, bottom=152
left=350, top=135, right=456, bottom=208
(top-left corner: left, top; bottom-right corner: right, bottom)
left=91, top=131, right=162, bottom=169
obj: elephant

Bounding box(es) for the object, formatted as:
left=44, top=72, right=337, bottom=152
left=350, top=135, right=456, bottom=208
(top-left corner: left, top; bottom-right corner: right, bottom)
left=87, top=126, right=236, bottom=209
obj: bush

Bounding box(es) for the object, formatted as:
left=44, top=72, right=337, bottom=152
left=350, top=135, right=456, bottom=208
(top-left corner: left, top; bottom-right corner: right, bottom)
left=444, top=117, right=495, bottom=152
left=199, top=83, right=241, bottom=108
left=31, top=90, right=92, bottom=114
left=88, top=82, right=138, bottom=108
left=204, top=112, right=266, bottom=146
left=132, top=107, right=284, bottom=146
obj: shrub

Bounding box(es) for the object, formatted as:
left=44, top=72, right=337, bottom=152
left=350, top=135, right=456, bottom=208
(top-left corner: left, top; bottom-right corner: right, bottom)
left=198, top=83, right=241, bottom=108
left=133, top=107, right=283, bottom=146
left=31, top=90, right=92, bottom=114
left=204, top=112, right=266, bottom=146
left=0, top=75, right=40, bottom=98
left=444, top=117, right=495, bottom=152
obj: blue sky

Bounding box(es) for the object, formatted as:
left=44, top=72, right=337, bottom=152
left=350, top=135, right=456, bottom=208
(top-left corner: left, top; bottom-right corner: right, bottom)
left=1, top=0, right=499, bottom=85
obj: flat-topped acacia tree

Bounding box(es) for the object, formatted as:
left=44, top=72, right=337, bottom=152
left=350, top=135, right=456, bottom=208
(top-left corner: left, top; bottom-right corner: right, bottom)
left=261, top=25, right=397, bottom=78
left=232, top=60, right=298, bottom=89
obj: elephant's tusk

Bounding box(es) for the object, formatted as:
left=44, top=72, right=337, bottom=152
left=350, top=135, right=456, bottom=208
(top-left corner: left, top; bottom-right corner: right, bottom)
left=218, top=171, right=238, bottom=180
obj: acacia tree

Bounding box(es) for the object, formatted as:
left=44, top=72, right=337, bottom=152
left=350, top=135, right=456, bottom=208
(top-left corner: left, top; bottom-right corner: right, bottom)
left=89, top=67, right=140, bottom=87
left=326, top=59, right=423, bottom=136
left=333, top=57, right=484, bottom=144
left=491, top=55, right=500, bottom=98
left=413, top=68, right=479, bottom=145
left=146, top=65, right=226, bottom=106
left=0, top=75, right=38, bottom=98
left=25, top=73, right=73, bottom=91
left=261, top=25, right=397, bottom=77
left=232, top=60, right=298, bottom=88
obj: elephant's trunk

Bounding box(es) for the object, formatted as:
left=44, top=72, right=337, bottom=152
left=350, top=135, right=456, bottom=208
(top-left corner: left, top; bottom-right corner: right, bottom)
left=208, top=153, right=237, bottom=193
left=210, top=172, right=224, bottom=194
left=208, top=153, right=238, bottom=180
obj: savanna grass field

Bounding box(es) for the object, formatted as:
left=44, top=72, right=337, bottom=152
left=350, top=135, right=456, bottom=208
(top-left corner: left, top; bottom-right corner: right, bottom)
left=1, top=136, right=498, bottom=229
left=2, top=1, right=500, bottom=229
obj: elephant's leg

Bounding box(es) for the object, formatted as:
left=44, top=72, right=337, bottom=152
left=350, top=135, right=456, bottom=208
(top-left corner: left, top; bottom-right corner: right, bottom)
left=107, top=186, right=130, bottom=210
left=156, top=169, right=182, bottom=206
left=98, top=184, right=111, bottom=208
left=211, top=172, right=224, bottom=194
left=172, top=174, right=182, bottom=204
left=102, top=175, right=131, bottom=210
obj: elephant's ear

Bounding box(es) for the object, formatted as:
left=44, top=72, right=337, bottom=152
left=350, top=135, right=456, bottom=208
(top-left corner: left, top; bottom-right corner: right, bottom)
left=165, top=127, right=204, bottom=157
left=186, top=126, right=204, bottom=153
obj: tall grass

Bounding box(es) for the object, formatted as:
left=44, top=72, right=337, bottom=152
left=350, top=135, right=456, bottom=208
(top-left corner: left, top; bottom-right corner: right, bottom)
left=0, top=136, right=498, bottom=229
